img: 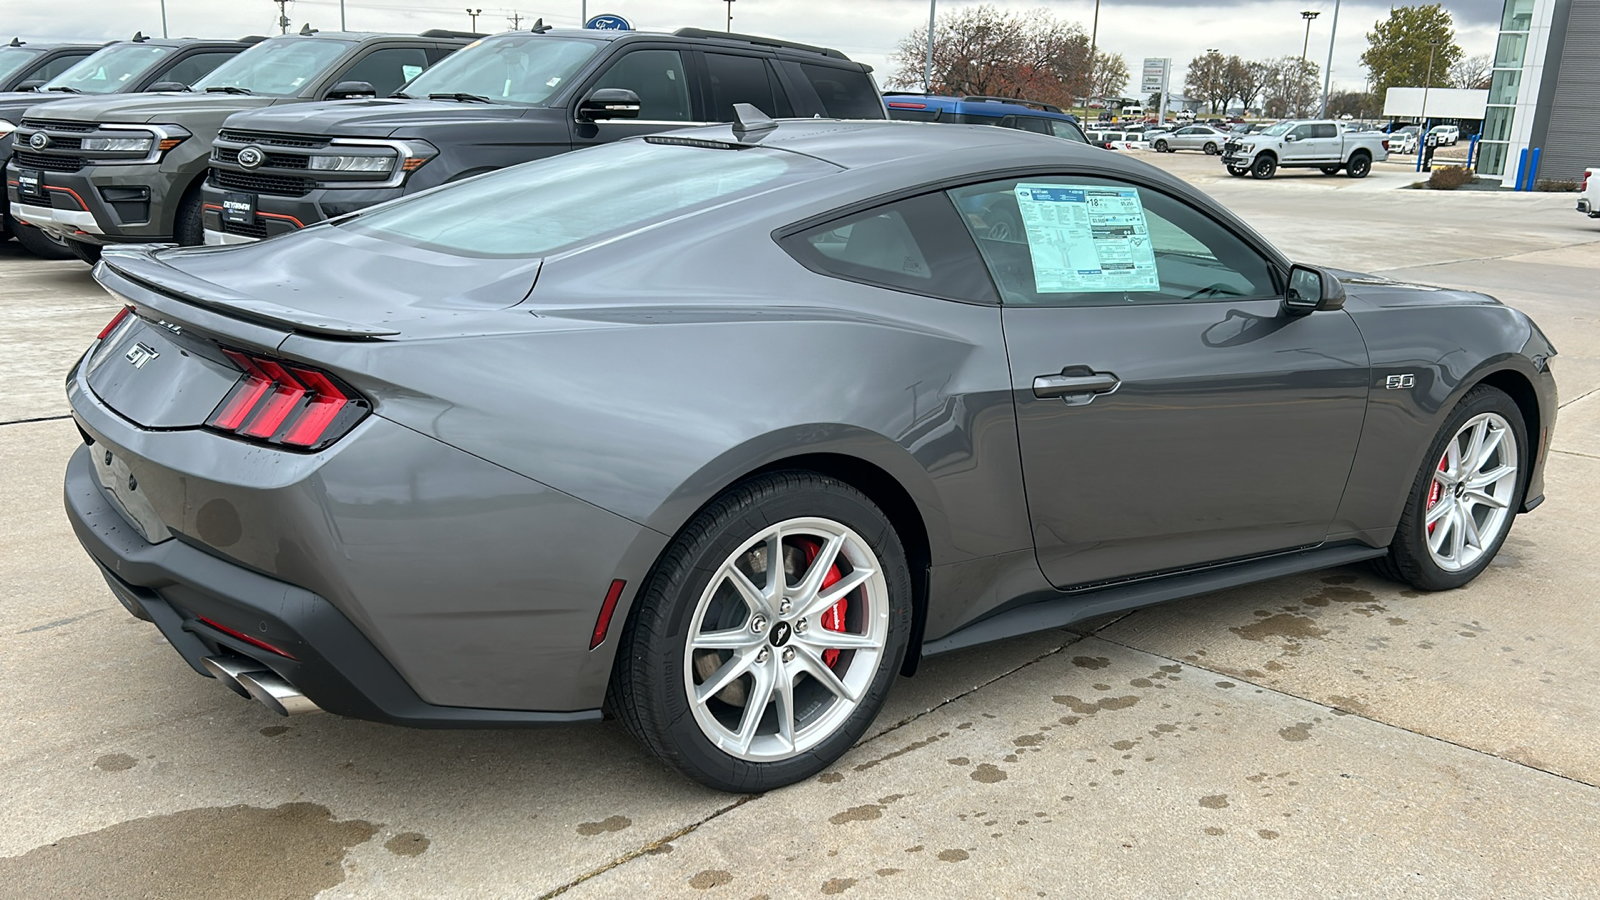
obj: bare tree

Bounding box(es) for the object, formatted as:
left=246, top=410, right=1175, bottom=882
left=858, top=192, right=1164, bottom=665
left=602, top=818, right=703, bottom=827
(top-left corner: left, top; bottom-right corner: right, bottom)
left=890, top=4, right=1091, bottom=109
left=1183, top=49, right=1231, bottom=113
left=1089, top=51, right=1129, bottom=102
left=1450, top=53, right=1493, bottom=90
left=1262, top=56, right=1321, bottom=117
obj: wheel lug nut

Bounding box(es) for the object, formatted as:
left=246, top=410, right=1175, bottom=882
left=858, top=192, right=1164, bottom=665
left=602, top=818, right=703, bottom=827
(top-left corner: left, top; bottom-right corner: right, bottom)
left=795, top=618, right=809, bottom=634
left=756, top=648, right=770, bottom=664
left=779, top=599, right=792, bottom=614
left=750, top=615, right=767, bottom=634
left=781, top=647, right=795, bottom=663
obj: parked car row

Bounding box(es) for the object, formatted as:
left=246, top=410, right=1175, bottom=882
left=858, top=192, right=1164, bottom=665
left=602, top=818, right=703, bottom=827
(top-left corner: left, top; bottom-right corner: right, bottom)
left=7, top=25, right=885, bottom=260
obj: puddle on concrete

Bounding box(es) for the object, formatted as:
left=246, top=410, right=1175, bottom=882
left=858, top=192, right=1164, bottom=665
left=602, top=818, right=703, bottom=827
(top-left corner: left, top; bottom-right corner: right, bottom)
left=0, top=802, right=377, bottom=899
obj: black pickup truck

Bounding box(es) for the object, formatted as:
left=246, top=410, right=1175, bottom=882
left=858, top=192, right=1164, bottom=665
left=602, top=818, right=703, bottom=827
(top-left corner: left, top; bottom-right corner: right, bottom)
left=201, top=26, right=883, bottom=244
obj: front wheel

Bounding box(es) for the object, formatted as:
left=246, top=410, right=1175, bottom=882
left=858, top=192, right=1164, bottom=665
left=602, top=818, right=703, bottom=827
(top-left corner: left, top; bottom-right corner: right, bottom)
left=1203, top=142, right=1219, bottom=155
left=6, top=212, right=76, bottom=260
left=1346, top=153, right=1372, bottom=178
left=1227, top=165, right=1248, bottom=177
left=1154, top=139, right=1169, bottom=152
left=1250, top=155, right=1277, bottom=179
left=1372, top=385, right=1527, bottom=591
left=610, top=472, right=912, bottom=792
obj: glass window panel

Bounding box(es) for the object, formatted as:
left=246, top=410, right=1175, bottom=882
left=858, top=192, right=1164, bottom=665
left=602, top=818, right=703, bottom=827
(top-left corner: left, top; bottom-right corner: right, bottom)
left=1476, top=141, right=1508, bottom=177
left=1493, top=32, right=1527, bottom=68
left=1488, top=69, right=1522, bottom=105
left=1501, top=0, right=1534, bottom=31
left=1481, top=105, right=1516, bottom=142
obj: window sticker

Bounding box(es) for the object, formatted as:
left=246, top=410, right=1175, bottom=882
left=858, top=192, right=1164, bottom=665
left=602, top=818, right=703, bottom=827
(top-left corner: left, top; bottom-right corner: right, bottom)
left=1013, top=183, right=1159, bottom=293
left=402, top=65, right=423, bottom=81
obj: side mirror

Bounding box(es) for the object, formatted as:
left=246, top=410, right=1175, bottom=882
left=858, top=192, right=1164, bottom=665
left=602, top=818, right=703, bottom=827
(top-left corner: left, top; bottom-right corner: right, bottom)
left=1284, top=133, right=1297, bottom=142
left=1284, top=264, right=1346, bottom=316
left=145, top=81, right=190, bottom=92
left=326, top=80, right=377, bottom=100
left=577, top=87, right=641, bottom=122
left=16, top=79, right=43, bottom=92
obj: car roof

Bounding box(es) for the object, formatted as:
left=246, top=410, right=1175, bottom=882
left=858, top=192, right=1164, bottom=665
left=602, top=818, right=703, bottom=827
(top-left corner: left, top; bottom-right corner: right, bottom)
left=484, top=27, right=868, bottom=69
left=884, top=93, right=1074, bottom=121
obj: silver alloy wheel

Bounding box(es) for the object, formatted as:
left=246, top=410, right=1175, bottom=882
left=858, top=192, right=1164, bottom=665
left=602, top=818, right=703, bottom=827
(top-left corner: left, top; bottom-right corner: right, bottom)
left=684, top=516, right=889, bottom=762
left=1424, top=412, right=1519, bottom=572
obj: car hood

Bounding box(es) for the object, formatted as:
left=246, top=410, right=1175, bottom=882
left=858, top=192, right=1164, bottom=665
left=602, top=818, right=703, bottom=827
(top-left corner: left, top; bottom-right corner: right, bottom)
left=1330, top=270, right=1500, bottom=309
left=0, top=90, right=77, bottom=119
left=98, top=229, right=543, bottom=340
left=221, top=98, right=534, bottom=138
left=24, top=92, right=277, bottom=124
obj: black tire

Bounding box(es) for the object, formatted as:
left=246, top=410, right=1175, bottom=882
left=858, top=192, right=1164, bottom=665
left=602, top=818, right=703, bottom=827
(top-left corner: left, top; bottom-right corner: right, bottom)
left=6, top=212, right=76, bottom=260
left=609, top=471, right=913, bottom=792
left=1227, top=166, right=1248, bottom=177
left=174, top=184, right=205, bottom=247
left=66, top=240, right=101, bottom=264
left=1320, top=165, right=1342, bottom=175
left=1250, top=155, right=1277, bottom=179
left=1203, top=142, right=1218, bottom=155
left=1154, top=139, right=1169, bottom=152
left=1346, top=153, right=1372, bottom=178
left=1371, top=385, right=1528, bottom=591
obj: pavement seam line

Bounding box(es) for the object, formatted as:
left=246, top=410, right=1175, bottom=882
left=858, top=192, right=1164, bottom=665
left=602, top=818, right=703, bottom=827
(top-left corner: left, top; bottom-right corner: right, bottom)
left=0, top=414, right=71, bottom=427
left=1088, top=630, right=1600, bottom=793
left=1551, top=448, right=1600, bottom=461
left=1557, top=385, right=1598, bottom=409
left=538, top=631, right=1089, bottom=896
left=1371, top=235, right=1600, bottom=274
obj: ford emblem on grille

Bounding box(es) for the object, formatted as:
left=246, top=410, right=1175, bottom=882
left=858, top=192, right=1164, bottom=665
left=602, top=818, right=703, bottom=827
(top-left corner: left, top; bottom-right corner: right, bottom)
left=29, top=132, right=49, bottom=150
left=237, top=146, right=265, bottom=169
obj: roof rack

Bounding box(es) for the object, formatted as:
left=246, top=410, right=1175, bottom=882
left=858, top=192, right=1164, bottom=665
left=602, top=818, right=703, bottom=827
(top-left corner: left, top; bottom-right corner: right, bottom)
left=672, top=27, right=847, bottom=61
left=420, top=29, right=486, bottom=39
left=961, top=95, right=1064, bottom=114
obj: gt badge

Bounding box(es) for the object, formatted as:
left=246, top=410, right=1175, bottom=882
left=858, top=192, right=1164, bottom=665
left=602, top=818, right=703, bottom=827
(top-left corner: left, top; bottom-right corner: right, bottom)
left=1385, top=373, right=1416, bottom=390
left=125, top=342, right=160, bottom=369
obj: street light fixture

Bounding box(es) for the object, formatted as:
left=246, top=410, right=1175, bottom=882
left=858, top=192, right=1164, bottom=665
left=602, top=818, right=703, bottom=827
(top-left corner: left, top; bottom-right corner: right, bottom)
left=1300, top=10, right=1320, bottom=61
left=465, top=8, right=481, bottom=30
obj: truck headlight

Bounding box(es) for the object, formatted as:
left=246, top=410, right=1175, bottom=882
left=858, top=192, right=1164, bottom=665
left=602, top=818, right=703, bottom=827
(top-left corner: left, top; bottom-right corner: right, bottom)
left=83, top=136, right=155, bottom=152
left=309, top=155, right=396, bottom=173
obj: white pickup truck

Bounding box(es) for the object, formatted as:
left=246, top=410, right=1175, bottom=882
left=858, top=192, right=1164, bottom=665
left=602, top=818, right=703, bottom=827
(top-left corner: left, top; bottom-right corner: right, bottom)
left=1580, top=167, right=1598, bottom=220
left=1222, top=119, right=1390, bottom=180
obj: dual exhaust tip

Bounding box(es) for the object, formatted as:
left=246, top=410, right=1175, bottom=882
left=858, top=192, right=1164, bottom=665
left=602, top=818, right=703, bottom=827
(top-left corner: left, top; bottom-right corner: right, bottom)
left=202, top=655, right=321, bottom=716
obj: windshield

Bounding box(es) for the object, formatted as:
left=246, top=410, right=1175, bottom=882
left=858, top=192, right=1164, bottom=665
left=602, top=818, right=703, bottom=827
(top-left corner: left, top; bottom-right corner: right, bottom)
left=1260, top=122, right=1293, bottom=136
left=0, top=47, right=43, bottom=84
left=400, top=35, right=599, bottom=104
left=345, top=139, right=837, bottom=258
left=192, top=37, right=353, bottom=97
left=45, top=43, right=174, bottom=94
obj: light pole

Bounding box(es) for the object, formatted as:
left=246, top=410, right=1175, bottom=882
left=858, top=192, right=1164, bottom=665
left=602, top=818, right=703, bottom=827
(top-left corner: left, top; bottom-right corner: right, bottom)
left=1421, top=37, right=1439, bottom=125
left=159, top=0, right=168, bottom=38
left=725, top=0, right=736, bottom=33
left=1319, top=0, right=1339, bottom=116
left=1087, top=0, right=1100, bottom=110
left=1300, top=10, right=1319, bottom=61
left=339, top=0, right=346, bottom=30
left=924, top=0, right=936, bottom=92
left=465, top=8, right=481, bottom=30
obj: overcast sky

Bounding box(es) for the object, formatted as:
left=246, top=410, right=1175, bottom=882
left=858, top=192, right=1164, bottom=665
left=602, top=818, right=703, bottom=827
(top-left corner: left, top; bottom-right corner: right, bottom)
left=7, top=0, right=1504, bottom=95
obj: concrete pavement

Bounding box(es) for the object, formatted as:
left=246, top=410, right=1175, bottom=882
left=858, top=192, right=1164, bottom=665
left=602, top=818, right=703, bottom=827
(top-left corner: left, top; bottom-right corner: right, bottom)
left=1, top=152, right=1597, bottom=899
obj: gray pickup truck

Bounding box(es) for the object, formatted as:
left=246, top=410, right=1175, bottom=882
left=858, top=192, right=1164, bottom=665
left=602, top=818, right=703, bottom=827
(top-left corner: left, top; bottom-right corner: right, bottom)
left=1221, top=119, right=1389, bottom=179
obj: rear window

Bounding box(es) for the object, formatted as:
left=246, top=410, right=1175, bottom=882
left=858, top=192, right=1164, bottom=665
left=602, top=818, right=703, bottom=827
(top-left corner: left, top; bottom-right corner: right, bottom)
left=783, top=62, right=882, bottom=119
left=344, top=139, right=838, bottom=258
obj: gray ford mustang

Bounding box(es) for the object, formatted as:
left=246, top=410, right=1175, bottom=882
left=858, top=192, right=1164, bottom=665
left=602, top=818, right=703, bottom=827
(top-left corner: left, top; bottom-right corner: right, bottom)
left=65, top=115, right=1557, bottom=791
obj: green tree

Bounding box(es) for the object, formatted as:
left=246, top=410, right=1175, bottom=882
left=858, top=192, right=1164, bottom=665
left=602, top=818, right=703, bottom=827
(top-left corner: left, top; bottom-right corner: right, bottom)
left=1360, top=4, right=1463, bottom=96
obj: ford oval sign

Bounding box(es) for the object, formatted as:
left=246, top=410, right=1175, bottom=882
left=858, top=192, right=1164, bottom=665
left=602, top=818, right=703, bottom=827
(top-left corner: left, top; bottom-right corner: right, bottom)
left=236, top=146, right=265, bottom=169
left=584, top=14, right=632, bottom=30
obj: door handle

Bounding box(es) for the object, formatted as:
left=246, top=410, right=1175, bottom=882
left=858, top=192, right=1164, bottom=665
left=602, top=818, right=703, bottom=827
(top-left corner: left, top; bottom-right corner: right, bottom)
left=1033, top=369, right=1120, bottom=400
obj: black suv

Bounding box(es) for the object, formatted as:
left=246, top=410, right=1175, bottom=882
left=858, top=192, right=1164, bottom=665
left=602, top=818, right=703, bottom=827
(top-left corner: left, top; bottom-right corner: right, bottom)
left=2, top=34, right=253, bottom=258
left=6, top=29, right=476, bottom=262
left=201, top=26, right=883, bottom=244
left=0, top=38, right=103, bottom=92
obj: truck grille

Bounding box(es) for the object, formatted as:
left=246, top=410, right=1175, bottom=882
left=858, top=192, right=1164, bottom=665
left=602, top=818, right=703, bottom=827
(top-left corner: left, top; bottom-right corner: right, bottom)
left=218, top=129, right=330, bottom=149
left=20, top=118, right=95, bottom=132
left=213, top=147, right=310, bottom=170
left=13, top=150, right=85, bottom=172
left=221, top=219, right=270, bottom=239
left=209, top=170, right=314, bottom=197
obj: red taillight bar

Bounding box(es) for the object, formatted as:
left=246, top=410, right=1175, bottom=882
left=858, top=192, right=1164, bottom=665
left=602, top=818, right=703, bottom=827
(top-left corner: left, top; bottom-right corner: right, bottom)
left=239, top=360, right=307, bottom=439
left=197, top=615, right=296, bottom=659
left=887, top=101, right=928, bottom=109
left=282, top=367, right=349, bottom=447
left=210, top=350, right=275, bottom=431
left=206, top=349, right=366, bottom=450
left=97, top=306, right=132, bottom=340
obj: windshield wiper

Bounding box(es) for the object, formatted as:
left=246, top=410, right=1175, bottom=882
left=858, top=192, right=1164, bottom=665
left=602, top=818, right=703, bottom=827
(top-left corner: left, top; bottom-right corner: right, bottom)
left=204, top=85, right=252, bottom=95
left=429, top=92, right=490, bottom=103
left=45, top=86, right=80, bottom=93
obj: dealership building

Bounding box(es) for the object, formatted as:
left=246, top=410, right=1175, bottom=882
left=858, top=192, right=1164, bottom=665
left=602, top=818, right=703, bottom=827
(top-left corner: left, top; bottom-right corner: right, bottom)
left=1476, top=0, right=1600, bottom=186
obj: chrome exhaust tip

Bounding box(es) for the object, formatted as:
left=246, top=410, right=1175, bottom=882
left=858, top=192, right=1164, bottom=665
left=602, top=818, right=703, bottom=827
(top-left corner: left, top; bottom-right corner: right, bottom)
left=201, top=655, right=267, bottom=698
left=235, top=671, right=322, bottom=717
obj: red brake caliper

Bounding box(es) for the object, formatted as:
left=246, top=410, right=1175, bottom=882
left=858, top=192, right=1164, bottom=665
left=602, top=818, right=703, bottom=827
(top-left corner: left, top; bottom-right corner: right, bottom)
left=1427, top=455, right=1447, bottom=534
left=800, top=539, right=848, bottom=668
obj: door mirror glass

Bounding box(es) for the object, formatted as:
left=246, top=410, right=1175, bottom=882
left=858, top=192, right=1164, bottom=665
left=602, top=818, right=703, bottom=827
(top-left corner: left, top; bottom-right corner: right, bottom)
left=327, top=80, right=377, bottom=99
left=578, top=87, right=642, bottom=121
left=1285, top=264, right=1345, bottom=315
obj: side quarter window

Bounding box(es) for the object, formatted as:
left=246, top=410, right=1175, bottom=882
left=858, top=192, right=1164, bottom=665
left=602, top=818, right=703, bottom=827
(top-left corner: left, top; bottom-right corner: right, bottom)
left=590, top=49, right=693, bottom=121
left=703, top=52, right=787, bottom=120
left=948, top=176, right=1279, bottom=307
left=781, top=192, right=999, bottom=304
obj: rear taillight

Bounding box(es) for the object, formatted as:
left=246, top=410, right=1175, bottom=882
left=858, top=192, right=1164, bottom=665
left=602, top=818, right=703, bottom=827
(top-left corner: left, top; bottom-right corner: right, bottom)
left=1584, top=171, right=1591, bottom=192
left=97, top=306, right=132, bottom=340
left=206, top=349, right=367, bottom=450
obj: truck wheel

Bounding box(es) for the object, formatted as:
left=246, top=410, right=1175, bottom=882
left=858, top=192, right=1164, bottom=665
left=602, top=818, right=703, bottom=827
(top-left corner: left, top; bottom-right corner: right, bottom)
left=1320, top=165, right=1342, bottom=175
left=1203, top=142, right=1218, bottom=155
left=1346, top=153, right=1372, bottom=178
left=66, top=240, right=102, bottom=264
left=1250, top=155, right=1277, bottom=179
left=174, top=186, right=206, bottom=247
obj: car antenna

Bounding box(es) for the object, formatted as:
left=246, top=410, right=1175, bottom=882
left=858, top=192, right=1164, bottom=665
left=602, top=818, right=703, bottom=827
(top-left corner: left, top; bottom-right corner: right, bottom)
left=529, top=17, right=552, bottom=33
left=131, top=31, right=148, bottom=42
left=730, top=102, right=777, bottom=138
left=7, top=38, right=23, bottom=47
left=300, top=23, right=318, bottom=35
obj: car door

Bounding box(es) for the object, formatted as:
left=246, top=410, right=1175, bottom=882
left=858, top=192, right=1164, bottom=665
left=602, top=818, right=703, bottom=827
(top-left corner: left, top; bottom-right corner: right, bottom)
left=950, top=174, right=1369, bottom=588
left=1170, top=126, right=1199, bottom=150
left=1281, top=123, right=1320, bottom=162
left=571, top=46, right=702, bottom=148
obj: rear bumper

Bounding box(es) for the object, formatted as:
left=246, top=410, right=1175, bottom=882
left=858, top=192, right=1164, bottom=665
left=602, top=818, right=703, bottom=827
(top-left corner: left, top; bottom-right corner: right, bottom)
left=66, top=443, right=602, bottom=728
left=1579, top=199, right=1594, bottom=216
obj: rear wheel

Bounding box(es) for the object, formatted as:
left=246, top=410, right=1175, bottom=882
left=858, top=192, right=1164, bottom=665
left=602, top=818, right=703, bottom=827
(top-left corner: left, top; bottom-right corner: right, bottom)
left=1346, top=153, right=1372, bottom=178
left=1203, top=142, right=1219, bottom=155
left=1372, top=385, right=1526, bottom=591
left=6, top=212, right=76, bottom=260
left=610, top=472, right=912, bottom=792
left=1250, top=155, right=1277, bottom=179
left=1154, top=139, right=1169, bottom=152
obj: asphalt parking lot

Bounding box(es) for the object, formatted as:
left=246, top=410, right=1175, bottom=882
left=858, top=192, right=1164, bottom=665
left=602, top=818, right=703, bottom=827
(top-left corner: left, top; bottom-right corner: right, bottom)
left=2, top=148, right=1598, bottom=899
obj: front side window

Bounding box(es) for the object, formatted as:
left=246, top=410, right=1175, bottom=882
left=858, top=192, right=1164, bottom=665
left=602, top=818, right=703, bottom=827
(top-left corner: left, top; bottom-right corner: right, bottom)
left=948, top=176, right=1278, bottom=306
left=46, top=43, right=175, bottom=94
left=589, top=49, right=691, bottom=120
left=402, top=35, right=599, bottom=104
left=0, top=47, right=42, bottom=84
left=785, top=62, right=882, bottom=119
left=1260, top=121, right=1293, bottom=137
left=337, top=47, right=430, bottom=98
left=32, top=52, right=89, bottom=82
left=345, top=139, right=835, bottom=258
left=193, top=38, right=355, bottom=97
left=781, top=192, right=998, bottom=303
left=1289, top=124, right=1317, bottom=140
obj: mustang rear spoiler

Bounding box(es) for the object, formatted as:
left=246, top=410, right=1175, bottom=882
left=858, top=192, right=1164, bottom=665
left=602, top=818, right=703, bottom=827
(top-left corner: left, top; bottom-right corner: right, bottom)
left=97, top=245, right=400, bottom=338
